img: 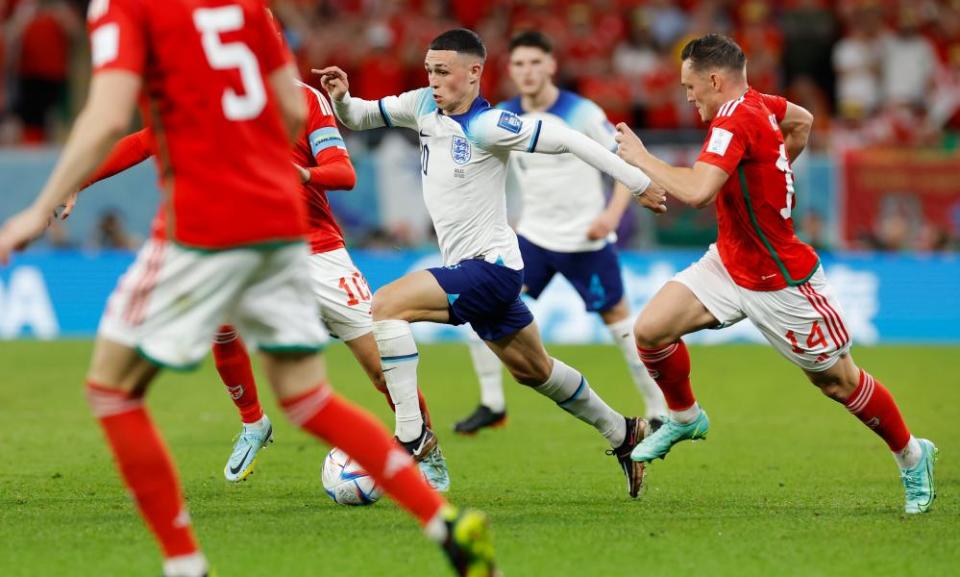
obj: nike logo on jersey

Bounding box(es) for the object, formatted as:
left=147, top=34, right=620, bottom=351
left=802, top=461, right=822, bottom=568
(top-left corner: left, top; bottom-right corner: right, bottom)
left=419, top=130, right=431, bottom=137
left=761, top=273, right=778, bottom=280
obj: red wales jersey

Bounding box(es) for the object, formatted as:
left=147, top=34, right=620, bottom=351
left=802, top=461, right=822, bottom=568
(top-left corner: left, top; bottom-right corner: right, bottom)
left=87, top=0, right=304, bottom=249
left=696, top=88, right=819, bottom=291
left=292, top=82, right=355, bottom=254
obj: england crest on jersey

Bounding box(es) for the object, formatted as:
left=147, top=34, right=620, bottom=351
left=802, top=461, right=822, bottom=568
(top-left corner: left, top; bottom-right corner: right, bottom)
left=451, top=136, right=472, bottom=165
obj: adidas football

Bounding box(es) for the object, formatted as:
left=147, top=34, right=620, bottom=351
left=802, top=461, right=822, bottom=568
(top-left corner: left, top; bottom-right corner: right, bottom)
left=321, top=447, right=383, bottom=506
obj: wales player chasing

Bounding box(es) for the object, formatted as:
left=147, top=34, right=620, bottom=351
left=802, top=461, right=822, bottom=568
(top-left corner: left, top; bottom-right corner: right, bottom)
left=616, top=34, right=937, bottom=514
left=76, top=79, right=445, bottom=489
left=454, top=31, right=668, bottom=435
left=0, top=2, right=495, bottom=575
left=317, top=28, right=668, bottom=498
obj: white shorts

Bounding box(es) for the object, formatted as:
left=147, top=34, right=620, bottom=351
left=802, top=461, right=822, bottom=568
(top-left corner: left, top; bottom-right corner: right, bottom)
left=674, top=244, right=852, bottom=372
left=307, top=248, right=373, bottom=342
left=99, top=240, right=328, bottom=369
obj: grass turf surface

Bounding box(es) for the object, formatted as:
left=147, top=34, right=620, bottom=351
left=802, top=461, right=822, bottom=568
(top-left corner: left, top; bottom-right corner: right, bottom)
left=0, top=341, right=957, bottom=576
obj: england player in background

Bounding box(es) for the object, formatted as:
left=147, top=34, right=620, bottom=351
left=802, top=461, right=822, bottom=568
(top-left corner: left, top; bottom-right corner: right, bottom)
left=454, top=31, right=668, bottom=435
left=317, top=28, right=668, bottom=498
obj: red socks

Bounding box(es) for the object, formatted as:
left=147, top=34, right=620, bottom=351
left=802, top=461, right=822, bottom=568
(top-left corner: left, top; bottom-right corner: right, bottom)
left=281, top=386, right=445, bottom=525
left=845, top=369, right=911, bottom=452
left=379, top=388, right=434, bottom=429
left=212, top=326, right=263, bottom=424
left=638, top=340, right=696, bottom=411
left=213, top=325, right=434, bottom=430
left=86, top=383, right=198, bottom=558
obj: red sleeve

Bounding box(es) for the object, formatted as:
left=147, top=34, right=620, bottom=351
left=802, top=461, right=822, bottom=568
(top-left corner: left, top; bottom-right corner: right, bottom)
left=83, top=128, right=153, bottom=189
left=307, top=155, right=356, bottom=190
left=696, top=115, right=748, bottom=175
left=760, top=93, right=788, bottom=123
left=87, top=0, right=147, bottom=76
left=303, top=85, right=355, bottom=189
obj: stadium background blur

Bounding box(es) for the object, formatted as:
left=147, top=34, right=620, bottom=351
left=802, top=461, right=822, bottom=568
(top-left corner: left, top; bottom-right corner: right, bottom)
left=1, top=0, right=958, bottom=344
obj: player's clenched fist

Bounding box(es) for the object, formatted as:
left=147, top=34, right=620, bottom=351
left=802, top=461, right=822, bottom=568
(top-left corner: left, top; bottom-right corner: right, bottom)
left=312, top=67, right=350, bottom=101
left=637, top=181, right=668, bottom=214
left=614, top=122, right=648, bottom=165
left=0, top=206, right=52, bottom=264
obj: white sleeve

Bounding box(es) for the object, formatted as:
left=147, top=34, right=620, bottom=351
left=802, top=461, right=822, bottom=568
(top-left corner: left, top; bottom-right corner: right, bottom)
left=534, top=121, right=651, bottom=195
left=466, top=109, right=543, bottom=153
left=332, top=88, right=431, bottom=131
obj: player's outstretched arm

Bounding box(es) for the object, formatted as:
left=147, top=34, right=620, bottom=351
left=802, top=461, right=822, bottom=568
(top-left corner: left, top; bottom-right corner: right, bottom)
left=530, top=122, right=666, bottom=213
left=779, top=102, right=813, bottom=163
left=616, top=123, right=727, bottom=209
left=0, top=70, right=140, bottom=262
left=313, top=66, right=387, bottom=131
left=60, top=128, right=154, bottom=220
left=314, top=67, right=426, bottom=132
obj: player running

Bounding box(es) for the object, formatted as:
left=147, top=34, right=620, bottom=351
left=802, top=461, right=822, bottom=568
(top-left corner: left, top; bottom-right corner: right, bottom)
left=317, top=28, right=668, bottom=498
left=616, top=34, right=937, bottom=514
left=454, top=31, right=667, bottom=435
left=76, top=80, right=448, bottom=490
left=0, top=3, right=493, bottom=577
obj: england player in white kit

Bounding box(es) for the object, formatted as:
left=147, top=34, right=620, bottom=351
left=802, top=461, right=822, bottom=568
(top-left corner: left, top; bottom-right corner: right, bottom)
left=317, top=28, right=668, bottom=497
left=455, top=31, right=668, bottom=435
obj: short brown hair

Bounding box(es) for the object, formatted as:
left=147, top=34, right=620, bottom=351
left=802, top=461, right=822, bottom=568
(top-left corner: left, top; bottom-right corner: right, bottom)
left=430, top=28, right=487, bottom=61
left=509, top=30, right=553, bottom=54
left=680, top=34, right=746, bottom=72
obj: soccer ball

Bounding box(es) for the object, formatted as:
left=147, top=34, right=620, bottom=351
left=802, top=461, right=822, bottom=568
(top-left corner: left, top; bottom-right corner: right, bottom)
left=321, top=447, right=383, bottom=506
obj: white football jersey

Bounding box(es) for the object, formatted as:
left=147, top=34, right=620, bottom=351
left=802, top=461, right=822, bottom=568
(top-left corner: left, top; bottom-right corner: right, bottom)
left=375, top=88, right=547, bottom=270
left=498, top=90, right=617, bottom=253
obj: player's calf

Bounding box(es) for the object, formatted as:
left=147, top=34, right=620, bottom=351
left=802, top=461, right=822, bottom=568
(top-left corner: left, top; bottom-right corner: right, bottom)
left=807, top=357, right=937, bottom=513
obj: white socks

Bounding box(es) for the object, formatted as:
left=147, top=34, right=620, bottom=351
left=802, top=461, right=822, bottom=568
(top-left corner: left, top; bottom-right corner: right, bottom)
left=373, top=320, right=423, bottom=443
left=606, top=317, right=668, bottom=419
left=163, top=553, right=207, bottom=577
left=534, top=358, right=626, bottom=447
left=423, top=505, right=450, bottom=542
left=894, top=436, right=922, bottom=469
left=467, top=336, right=505, bottom=412
left=671, top=402, right=702, bottom=424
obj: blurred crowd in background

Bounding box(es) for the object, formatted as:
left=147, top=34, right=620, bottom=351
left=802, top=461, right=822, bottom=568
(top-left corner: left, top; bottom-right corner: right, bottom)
left=0, top=0, right=958, bottom=252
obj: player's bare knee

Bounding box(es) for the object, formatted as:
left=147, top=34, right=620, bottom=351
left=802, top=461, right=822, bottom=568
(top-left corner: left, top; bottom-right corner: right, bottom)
left=633, top=319, right=673, bottom=350
left=817, top=381, right=848, bottom=402
left=370, top=288, right=399, bottom=321
left=261, top=350, right=326, bottom=399
left=86, top=338, right=158, bottom=395
left=807, top=357, right=858, bottom=403
left=808, top=372, right=849, bottom=402
left=599, top=299, right=629, bottom=325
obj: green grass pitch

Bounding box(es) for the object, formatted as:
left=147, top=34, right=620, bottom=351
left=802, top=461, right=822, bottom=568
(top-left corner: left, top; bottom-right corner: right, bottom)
left=1, top=341, right=957, bottom=576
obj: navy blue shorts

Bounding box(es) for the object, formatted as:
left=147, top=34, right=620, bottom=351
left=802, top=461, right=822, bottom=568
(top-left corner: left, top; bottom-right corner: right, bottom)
left=518, top=235, right=625, bottom=313
left=428, top=259, right=534, bottom=342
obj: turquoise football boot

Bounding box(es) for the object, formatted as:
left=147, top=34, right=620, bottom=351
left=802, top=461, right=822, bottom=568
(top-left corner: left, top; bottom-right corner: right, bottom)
left=901, top=438, right=938, bottom=514
left=224, top=415, right=273, bottom=482
left=420, top=443, right=452, bottom=493
left=398, top=425, right=451, bottom=492
left=631, top=409, right=709, bottom=462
